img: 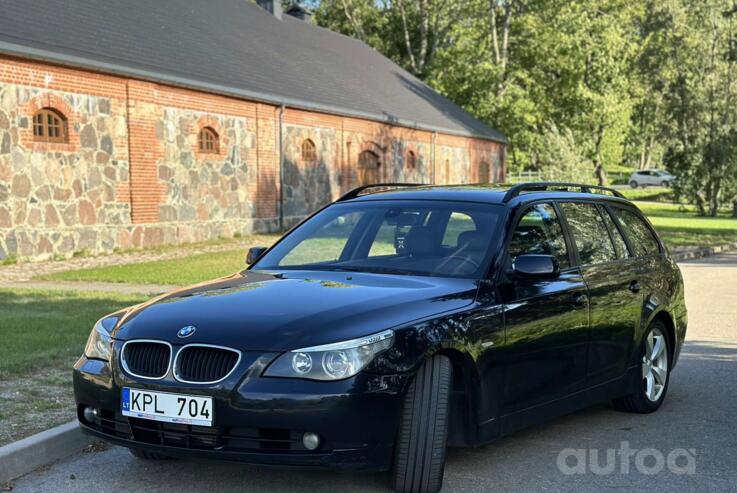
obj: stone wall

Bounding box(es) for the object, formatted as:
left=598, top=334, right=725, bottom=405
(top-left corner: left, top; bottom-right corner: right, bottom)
left=282, top=124, right=340, bottom=221
left=0, top=55, right=506, bottom=262
left=156, top=109, right=257, bottom=242
left=0, top=82, right=130, bottom=260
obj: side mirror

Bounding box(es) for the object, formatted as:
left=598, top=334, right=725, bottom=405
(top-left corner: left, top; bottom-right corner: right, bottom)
left=246, top=246, right=268, bottom=265
left=512, top=254, right=560, bottom=278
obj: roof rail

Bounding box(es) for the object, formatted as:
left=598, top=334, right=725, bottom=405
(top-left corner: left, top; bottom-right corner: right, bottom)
left=337, top=183, right=427, bottom=202
left=502, top=182, right=625, bottom=203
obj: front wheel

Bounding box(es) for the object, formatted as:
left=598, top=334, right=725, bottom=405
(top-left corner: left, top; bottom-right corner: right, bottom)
left=630, top=180, right=638, bottom=188
left=613, top=320, right=671, bottom=413
left=391, top=355, right=452, bottom=493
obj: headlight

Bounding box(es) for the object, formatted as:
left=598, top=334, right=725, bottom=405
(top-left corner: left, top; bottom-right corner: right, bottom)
left=84, top=316, right=117, bottom=361
left=264, top=330, right=394, bottom=381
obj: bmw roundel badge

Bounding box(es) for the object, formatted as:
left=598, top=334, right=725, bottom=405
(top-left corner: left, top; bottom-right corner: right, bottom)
left=177, top=325, right=197, bottom=338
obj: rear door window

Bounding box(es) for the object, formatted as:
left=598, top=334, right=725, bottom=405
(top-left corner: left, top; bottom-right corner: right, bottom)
left=508, top=203, right=569, bottom=269
left=559, top=202, right=617, bottom=265
left=611, top=208, right=661, bottom=257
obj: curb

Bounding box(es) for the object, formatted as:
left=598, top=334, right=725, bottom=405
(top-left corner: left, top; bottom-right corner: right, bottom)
left=0, top=420, right=92, bottom=484
left=671, top=242, right=737, bottom=262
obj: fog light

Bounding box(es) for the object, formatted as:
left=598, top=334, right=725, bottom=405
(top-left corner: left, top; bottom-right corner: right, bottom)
left=83, top=406, right=98, bottom=423
left=302, top=432, right=320, bottom=451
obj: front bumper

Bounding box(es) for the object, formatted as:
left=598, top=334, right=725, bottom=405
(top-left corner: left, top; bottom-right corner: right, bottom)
left=73, top=354, right=409, bottom=471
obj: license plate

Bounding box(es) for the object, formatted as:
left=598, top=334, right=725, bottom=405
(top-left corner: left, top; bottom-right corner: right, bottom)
left=121, top=388, right=213, bottom=427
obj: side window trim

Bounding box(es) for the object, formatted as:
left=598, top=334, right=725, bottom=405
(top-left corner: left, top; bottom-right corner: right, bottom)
left=601, top=203, right=634, bottom=259
left=552, top=201, right=579, bottom=269
left=555, top=200, right=584, bottom=267
left=596, top=204, right=630, bottom=260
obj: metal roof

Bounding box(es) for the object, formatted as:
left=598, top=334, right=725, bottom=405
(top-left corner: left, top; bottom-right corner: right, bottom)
left=0, top=0, right=506, bottom=143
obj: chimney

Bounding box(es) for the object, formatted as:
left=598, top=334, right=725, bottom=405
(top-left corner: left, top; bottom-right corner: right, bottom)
left=256, top=0, right=282, bottom=20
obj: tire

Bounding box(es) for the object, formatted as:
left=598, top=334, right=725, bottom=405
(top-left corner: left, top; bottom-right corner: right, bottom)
left=629, top=180, right=638, bottom=188
left=391, top=355, right=452, bottom=493
left=129, top=448, right=175, bottom=460
left=661, top=180, right=670, bottom=187
left=613, top=320, right=671, bottom=413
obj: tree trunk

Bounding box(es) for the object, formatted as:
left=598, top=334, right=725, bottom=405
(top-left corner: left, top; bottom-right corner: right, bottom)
left=733, top=200, right=737, bottom=218
left=695, top=195, right=707, bottom=216
left=592, top=125, right=608, bottom=186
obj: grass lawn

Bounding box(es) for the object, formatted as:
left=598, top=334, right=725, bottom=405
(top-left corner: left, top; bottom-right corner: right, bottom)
left=0, top=289, right=145, bottom=445
left=633, top=201, right=737, bottom=250
left=45, top=249, right=256, bottom=286
left=0, top=289, right=145, bottom=378
left=620, top=187, right=674, bottom=202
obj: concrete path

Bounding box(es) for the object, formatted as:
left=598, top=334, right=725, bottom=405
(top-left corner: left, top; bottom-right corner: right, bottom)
left=7, top=253, right=737, bottom=492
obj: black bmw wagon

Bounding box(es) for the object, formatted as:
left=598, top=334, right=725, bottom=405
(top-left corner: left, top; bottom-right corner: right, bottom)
left=74, top=182, right=687, bottom=493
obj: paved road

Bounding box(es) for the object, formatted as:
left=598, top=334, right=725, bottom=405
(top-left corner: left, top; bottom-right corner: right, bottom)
left=10, top=254, right=737, bottom=492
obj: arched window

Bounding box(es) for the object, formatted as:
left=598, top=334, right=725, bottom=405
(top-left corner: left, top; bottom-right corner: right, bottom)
left=32, top=108, right=68, bottom=143
left=406, top=150, right=417, bottom=170
left=198, top=127, right=219, bottom=154
left=358, top=150, right=380, bottom=185
left=301, top=139, right=317, bottom=164
left=478, top=161, right=490, bottom=183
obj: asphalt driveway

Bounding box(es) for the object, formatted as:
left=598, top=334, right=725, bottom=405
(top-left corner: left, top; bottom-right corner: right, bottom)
left=9, top=253, right=737, bottom=492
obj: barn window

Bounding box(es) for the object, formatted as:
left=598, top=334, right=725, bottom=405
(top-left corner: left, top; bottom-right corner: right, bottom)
left=302, top=139, right=317, bottom=163
left=32, top=108, right=68, bottom=143
left=198, top=127, right=219, bottom=154
left=406, top=150, right=417, bottom=170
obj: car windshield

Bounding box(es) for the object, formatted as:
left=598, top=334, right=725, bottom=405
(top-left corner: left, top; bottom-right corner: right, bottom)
left=252, top=200, right=502, bottom=278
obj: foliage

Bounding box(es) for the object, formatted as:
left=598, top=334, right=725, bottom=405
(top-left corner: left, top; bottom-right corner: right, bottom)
left=294, top=0, right=737, bottom=214
left=534, top=123, right=593, bottom=183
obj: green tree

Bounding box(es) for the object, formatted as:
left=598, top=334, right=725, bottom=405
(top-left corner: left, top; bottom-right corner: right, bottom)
left=304, top=0, right=737, bottom=211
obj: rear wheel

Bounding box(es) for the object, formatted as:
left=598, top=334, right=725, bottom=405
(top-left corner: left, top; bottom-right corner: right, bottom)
left=630, top=180, right=638, bottom=188
left=613, top=320, right=671, bottom=413
left=391, top=355, right=452, bottom=493
left=129, top=448, right=176, bottom=460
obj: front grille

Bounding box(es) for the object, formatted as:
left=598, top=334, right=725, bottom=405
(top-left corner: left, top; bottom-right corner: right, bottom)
left=175, top=345, right=240, bottom=383
left=122, top=341, right=171, bottom=379
left=80, top=406, right=309, bottom=452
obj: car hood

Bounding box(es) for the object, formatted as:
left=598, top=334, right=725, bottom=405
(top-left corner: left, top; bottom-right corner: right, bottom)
left=113, top=270, right=480, bottom=351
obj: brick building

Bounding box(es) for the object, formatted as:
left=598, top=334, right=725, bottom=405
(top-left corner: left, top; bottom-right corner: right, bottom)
left=0, top=0, right=506, bottom=261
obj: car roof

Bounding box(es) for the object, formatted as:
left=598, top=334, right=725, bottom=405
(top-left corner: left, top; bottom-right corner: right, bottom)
left=341, top=184, right=634, bottom=208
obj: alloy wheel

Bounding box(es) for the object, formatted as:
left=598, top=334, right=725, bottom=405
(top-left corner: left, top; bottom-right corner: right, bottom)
left=642, top=327, right=668, bottom=402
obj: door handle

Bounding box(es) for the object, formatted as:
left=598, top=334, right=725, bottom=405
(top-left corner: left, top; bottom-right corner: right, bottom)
left=629, top=281, right=641, bottom=293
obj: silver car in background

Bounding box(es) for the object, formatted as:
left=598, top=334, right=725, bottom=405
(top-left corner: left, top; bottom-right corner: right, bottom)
left=629, top=169, right=674, bottom=188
